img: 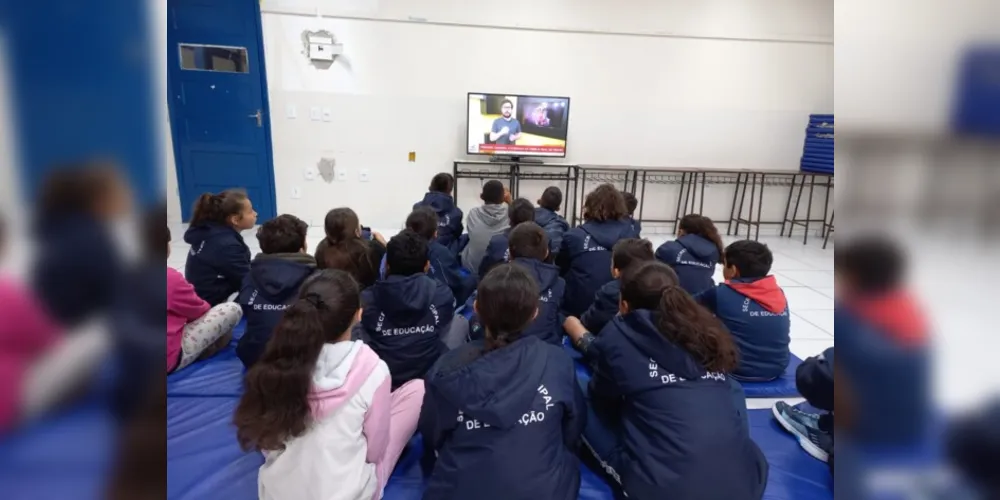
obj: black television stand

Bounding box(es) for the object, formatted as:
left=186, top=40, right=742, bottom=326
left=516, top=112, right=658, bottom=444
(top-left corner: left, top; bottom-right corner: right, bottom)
left=490, top=155, right=543, bottom=164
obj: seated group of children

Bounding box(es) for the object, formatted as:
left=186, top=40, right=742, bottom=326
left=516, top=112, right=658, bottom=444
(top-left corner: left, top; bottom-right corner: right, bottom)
left=165, top=172, right=799, bottom=500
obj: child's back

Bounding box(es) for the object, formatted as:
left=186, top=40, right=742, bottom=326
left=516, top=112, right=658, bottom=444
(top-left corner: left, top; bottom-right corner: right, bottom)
left=558, top=184, right=634, bottom=316
left=696, top=240, right=790, bottom=380
left=236, top=215, right=316, bottom=368
left=470, top=223, right=565, bottom=345
left=414, top=173, right=464, bottom=250
left=700, top=278, right=790, bottom=380
left=362, top=231, right=456, bottom=388
left=534, top=187, right=570, bottom=257
left=461, top=180, right=510, bottom=274
left=421, top=263, right=583, bottom=500
left=583, top=262, right=767, bottom=500
left=655, top=215, right=723, bottom=296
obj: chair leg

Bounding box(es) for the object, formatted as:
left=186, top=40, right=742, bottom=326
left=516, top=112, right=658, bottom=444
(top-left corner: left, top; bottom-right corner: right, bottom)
left=823, top=211, right=834, bottom=249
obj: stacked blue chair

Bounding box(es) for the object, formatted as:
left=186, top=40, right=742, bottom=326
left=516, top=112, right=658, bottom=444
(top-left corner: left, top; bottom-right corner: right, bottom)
left=800, top=114, right=834, bottom=174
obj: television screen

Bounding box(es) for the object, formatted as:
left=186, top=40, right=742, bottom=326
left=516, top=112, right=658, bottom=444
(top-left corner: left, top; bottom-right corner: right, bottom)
left=467, top=93, right=570, bottom=157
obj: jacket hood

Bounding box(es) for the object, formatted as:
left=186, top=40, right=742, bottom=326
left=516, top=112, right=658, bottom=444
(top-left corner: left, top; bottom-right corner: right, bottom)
left=534, top=207, right=557, bottom=226
left=511, top=257, right=559, bottom=292
left=431, top=336, right=550, bottom=429
left=618, top=309, right=706, bottom=381
left=677, top=233, right=720, bottom=261
left=416, top=191, right=456, bottom=214
left=846, top=290, right=927, bottom=346
left=727, top=276, right=787, bottom=314
left=372, top=274, right=437, bottom=318
left=470, top=204, right=510, bottom=229
left=183, top=222, right=239, bottom=246
left=580, top=219, right=634, bottom=249
left=249, top=253, right=317, bottom=299
left=309, top=341, right=381, bottom=418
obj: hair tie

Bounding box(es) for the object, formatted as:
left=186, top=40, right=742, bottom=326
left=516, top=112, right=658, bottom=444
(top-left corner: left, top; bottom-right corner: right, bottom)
left=304, top=293, right=325, bottom=309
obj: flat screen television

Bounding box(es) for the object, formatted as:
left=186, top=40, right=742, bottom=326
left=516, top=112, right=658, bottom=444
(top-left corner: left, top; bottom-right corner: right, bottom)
left=466, top=92, right=571, bottom=158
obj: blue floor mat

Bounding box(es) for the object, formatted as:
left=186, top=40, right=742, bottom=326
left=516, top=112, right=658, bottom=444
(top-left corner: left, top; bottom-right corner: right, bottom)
left=748, top=409, right=833, bottom=500
left=167, top=397, right=261, bottom=500
left=167, top=321, right=247, bottom=397
left=739, top=356, right=803, bottom=398
left=0, top=401, right=116, bottom=500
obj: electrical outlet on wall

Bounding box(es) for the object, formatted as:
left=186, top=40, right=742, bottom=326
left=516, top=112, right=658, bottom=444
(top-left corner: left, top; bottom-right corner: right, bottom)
left=287, top=104, right=297, bottom=119
left=291, top=186, right=302, bottom=199
left=322, top=108, right=332, bottom=122
left=336, top=168, right=348, bottom=181
left=359, top=169, right=370, bottom=182
left=310, top=107, right=321, bottom=121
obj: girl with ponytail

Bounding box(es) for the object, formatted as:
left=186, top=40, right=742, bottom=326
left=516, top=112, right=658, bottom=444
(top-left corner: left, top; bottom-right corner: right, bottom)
left=183, top=189, right=256, bottom=305
left=654, top=213, right=725, bottom=295
left=234, top=269, right=424, bottom=500
left=314, top=207, right=385, bottom=288
left=418, top=264, right=586, bottom=500
left=563, top=261, right=768, bottom=500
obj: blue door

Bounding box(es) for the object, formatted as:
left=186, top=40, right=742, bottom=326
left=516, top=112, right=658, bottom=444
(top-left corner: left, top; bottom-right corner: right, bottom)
left=167, top=0, right=277, bottom=222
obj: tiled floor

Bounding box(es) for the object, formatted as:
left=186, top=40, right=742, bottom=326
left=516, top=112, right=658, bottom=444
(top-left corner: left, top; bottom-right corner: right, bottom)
left=169, top=224, right=835, bottom=409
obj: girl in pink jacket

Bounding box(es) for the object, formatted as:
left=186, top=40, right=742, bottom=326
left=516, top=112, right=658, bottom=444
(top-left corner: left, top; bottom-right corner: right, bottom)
left=234, top=269, right=424, bottom=500
left=166, top=225, right=242, bottom=373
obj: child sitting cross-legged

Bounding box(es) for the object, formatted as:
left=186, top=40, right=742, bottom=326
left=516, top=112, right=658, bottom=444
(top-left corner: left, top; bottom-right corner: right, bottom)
left=360, top=230, right=464, bottom=389
left=694, top=240, right=790, bottom=381
left=235, top=270, right=424, bottom=500
left=420, top=263, right=586, bottom=500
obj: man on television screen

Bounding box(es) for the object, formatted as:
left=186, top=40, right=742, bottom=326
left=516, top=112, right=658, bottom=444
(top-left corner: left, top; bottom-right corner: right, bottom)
left=489, top=99, right=522, bottom=145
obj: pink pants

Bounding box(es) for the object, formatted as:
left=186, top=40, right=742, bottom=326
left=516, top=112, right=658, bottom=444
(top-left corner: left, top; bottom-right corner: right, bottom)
left=373, top=379, right=425, bottom=499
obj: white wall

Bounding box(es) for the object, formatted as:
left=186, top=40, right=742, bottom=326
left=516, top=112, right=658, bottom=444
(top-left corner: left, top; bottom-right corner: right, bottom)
left=165, top=0, right=833, bottom=229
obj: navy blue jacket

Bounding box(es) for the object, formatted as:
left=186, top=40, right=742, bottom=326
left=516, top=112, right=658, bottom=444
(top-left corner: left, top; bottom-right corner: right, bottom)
left=797, top=347, right=834, bottom=412
left=32, top=214, right=122, bottom=327
left=557, top=219, right=634, bottom=316
left=415, top=192, right=464, bottom=250
left=428, top=241, right=475, bottom=304
left=468, top=258, right=565, bottom=345
left=654, top=234, right=719, bottom=296
left=183, top=223, right=251, bottom=306
left=361, top=273, right=455, bottom=388
left=590, top=310, right=768, bottom=500
left=695, top=276, right=791, bottom=380
left=836, top=303, right=929, bottom=444
left=628, top=216, right=642, bottom=237
left=580, top=279, right=620, bottom=335
left=477, top=229, right=511, bottom=277
left=534, top=207, right=569, bottom=257
left=235, top=253, right=317, bottom=368
left=420, top=336, right=585, bottom=500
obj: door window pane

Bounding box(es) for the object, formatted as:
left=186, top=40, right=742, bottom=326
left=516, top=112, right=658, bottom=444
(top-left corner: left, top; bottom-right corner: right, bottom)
left=179, top=44, right=248, bottom=73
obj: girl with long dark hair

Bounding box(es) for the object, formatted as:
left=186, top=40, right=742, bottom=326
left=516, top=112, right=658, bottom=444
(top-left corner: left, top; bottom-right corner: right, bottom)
left=234, top=270, right=423, bottom=500
left=564, top=261, right=768, bottom=500
left=314, top=207, right=385, bottom=288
